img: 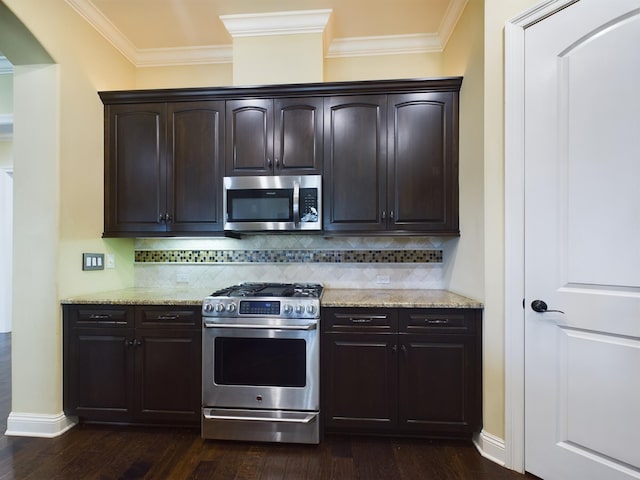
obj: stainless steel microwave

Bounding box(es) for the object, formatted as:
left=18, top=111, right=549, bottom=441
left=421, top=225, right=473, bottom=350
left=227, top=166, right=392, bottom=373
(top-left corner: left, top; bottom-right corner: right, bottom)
left=223, top=175, right=322, bottom=232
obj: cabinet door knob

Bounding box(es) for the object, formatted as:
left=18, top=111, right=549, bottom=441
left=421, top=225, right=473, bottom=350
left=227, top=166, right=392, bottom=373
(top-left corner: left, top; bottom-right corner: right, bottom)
left=381, top=211, right=386, bottom=220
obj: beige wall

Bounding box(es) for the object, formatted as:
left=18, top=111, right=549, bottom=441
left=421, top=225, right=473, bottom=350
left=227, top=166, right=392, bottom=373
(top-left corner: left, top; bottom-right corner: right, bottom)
left=3, top=0, right=135, bottom=416
left=136, top=63, right=232, bottom=90
left=325, top=52, right=443, bottom=82
left=481, top=0, right=541, bottom=440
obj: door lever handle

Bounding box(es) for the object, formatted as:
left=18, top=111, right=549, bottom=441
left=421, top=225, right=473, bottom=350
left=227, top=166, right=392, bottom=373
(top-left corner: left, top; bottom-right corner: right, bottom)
left=531, top=299, right=564, bottom=314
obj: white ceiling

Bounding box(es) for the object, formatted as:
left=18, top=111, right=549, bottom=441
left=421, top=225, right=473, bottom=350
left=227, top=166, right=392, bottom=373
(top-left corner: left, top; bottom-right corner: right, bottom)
left=65, top=0, right=468, bottom=66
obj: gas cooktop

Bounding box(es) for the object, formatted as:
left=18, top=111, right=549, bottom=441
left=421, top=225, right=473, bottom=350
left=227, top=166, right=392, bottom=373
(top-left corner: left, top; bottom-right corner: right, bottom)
left=203, top=282, right=323, bottom=319
left=210, top=282, right=323, bottom=299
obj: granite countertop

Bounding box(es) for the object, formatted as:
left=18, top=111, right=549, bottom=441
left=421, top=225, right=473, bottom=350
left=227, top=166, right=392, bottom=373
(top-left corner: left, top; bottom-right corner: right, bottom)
left=320, top=289, right=482, bottom=309
left=61, top=287, right=482, bottom=309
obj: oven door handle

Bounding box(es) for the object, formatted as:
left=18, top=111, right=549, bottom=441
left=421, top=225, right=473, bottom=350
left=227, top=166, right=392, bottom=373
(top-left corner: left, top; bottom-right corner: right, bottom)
left=203, top=411, right=317, bottom=424
left=203, top=322, right=317, bottom=331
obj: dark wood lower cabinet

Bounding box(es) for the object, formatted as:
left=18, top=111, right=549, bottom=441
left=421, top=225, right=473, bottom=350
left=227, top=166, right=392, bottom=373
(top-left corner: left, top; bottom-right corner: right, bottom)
left=322, top=307, right=482, bottom=438
left=63, top=304, right=201, bottom=427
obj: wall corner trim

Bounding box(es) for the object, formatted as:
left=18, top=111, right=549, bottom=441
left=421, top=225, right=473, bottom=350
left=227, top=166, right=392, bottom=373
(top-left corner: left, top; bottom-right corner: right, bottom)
left=5, top=411, right=77, bottom=438
left=473, top=430, right=506, bottom=467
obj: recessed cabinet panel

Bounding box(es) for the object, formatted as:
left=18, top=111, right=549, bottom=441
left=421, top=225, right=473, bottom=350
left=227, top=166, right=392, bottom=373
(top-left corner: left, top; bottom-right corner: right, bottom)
left=226, top=100, right=272, bottom=175
left=136, top=330, right=201, bottom=420
left=105, top=104, right=166, bottom=233
left=72, top=329, right=133, bottom=421
left=391, top=96, right=446, bottom=224
left=324, top=334, right=398, bottom=429
left=276, top=98, right=323, bottom=174
left=324, top=96, right=387, bottom=230
left=168, top=102, right=224, bottom=232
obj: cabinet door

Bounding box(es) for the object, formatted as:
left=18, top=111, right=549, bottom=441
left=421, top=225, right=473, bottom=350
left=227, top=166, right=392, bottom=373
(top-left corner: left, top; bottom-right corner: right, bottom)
left=225, top=99, right=273, bottom=175
left=398, top=334, right=478, bottom=435
left=398, top=309, right=482, bottom=435
left=104, top=103, right=167, bottom=235
left=323, top=95, right=387, bottom=232
left=134, top=329, right=202, bottom=424
left=65, top=327, right=135, bottom=422
left=322, top=332, right=398, bottom=432
left=274, top=97, right=323, bottom=175
left=167, top=101, right=224, bottom=233
left=387, top=92, right=459, bottom=234
left=322, top=308, right=398, bottom=432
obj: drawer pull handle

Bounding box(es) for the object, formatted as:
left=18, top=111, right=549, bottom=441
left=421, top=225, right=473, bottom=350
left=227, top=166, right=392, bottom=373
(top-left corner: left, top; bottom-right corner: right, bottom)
left=89, top=314, right=112, bottom=320
left=351, top=318, right=372, bottom=323
left=156, top=315, right=179, bottom=321
left=426, top=318, right=449, bottom=324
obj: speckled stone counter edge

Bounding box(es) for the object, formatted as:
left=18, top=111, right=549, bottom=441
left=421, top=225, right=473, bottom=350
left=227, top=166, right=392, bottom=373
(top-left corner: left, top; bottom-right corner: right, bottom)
left=61, top=288, right=482, bottom=309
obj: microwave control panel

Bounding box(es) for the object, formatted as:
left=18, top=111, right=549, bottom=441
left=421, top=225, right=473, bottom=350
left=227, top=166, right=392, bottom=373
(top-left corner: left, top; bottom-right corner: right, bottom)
left=300, top=188, right=319, bottom=223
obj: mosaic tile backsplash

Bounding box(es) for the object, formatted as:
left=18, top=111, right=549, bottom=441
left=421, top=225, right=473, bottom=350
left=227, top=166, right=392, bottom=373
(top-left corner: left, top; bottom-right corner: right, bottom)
left=134, top=236, right=455, bottom=290
left=135, top=249, right=443, bottom=264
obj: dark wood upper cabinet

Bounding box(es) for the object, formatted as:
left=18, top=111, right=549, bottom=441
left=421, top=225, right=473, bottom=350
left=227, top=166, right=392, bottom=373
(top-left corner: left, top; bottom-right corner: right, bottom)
left=167, top=101, right=224, bottom=233
left=102, top=100, right=224, bottom=237
left=323, top=95, right=387, bottom=231
left=104, top=103, right=167, bottom=235
left=101, top=77, right=460, bottom=237
left=388, top=92, right=458, bottom=233
left=225, top=97, right=323, bottom=176
left=324, top=89, right=459, bottom=235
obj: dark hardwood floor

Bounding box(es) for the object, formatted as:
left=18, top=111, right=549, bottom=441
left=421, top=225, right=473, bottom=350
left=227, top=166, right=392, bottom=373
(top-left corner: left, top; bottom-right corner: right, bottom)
left=0, top=333, right=538, bottom=479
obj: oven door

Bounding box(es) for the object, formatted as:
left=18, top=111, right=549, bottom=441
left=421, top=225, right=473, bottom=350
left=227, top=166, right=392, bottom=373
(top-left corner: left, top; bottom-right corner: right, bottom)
left=202, top=319, right=319, bottom=412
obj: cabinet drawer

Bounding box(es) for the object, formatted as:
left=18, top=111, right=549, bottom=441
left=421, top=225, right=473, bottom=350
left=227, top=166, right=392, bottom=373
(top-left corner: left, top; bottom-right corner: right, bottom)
left=135, top=306, right=201, bottom=329
left=65, top=305, right=134, bottom=328
left=399, top=309, right=477, bottom=334
left=322, top=308, right=397, bottom=333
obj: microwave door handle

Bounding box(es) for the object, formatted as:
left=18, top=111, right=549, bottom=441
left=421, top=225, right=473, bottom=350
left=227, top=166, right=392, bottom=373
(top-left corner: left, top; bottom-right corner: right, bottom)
left=293, top=181, right=300, bottom=226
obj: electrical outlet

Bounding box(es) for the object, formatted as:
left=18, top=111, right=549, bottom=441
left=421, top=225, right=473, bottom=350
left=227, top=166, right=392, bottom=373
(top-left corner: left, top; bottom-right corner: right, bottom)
left=376, top=275, right=390, bottom=284
left=106, top=254, right=116, bottom=269
left=83, top=253, right=104, bottom=271
left=176, top=273, right=190, bottom=284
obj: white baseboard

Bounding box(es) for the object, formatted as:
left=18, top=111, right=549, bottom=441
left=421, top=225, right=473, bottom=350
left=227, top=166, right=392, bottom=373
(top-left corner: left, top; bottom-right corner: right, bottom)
left=5, top=411, right=77, bottom=438
left=473, top=429, right=506, bottom=467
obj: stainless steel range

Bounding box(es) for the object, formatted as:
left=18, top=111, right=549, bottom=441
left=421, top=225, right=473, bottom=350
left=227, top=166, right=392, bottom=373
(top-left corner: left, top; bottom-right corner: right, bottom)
left=201, top=282, right=323, bottom=444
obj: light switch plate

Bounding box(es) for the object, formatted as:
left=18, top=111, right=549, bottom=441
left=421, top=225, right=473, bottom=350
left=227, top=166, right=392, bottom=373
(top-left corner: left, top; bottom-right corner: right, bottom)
left=83, top=253, right=105, bottom=271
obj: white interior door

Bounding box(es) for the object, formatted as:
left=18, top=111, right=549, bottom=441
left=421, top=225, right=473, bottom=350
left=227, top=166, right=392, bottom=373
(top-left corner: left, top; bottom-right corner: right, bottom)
left=524, top=1, right=640, bottom=479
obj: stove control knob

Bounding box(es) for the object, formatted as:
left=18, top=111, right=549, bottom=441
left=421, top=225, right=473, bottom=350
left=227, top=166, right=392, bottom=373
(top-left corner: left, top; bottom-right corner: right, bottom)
left=283, top=304, right=293, bottom=314
left=306, top=305, right=316, bottom=315
left=215, top=303, right=226, bottom=313
left=295, top=304, right=304, bottom=314
left=203, top=303, right=214, bottom=313
left=227, top=303, right=236, bottom=312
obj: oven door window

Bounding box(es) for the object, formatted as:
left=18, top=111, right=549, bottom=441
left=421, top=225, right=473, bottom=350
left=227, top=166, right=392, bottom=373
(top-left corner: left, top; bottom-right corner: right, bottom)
left=214, top=337, right=306, bottom=387
left=227, top=189, right=293, bottom=222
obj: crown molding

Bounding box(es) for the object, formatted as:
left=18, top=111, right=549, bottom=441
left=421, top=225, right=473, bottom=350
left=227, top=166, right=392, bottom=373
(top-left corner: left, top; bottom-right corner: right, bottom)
left=136, top=45, right=233, bottom=67
left=439, top=0, right=469, bottom=49
left=327, top=33, right=442, bottom=58
left=65, top=0, right=468, bottom=66
left=65, top=0, right=138, bottom=64
left=220, top=9, right=332, bottom=38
